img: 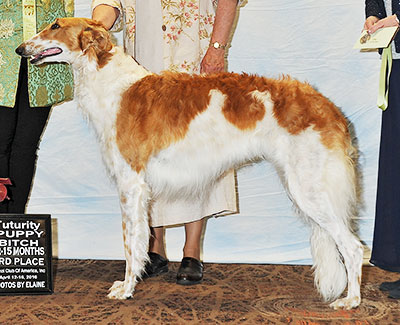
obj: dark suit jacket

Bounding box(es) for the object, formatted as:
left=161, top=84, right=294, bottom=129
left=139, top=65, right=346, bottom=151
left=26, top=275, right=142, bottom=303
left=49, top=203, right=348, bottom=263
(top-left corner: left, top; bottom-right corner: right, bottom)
left=365, top=0, right=400, bottom=52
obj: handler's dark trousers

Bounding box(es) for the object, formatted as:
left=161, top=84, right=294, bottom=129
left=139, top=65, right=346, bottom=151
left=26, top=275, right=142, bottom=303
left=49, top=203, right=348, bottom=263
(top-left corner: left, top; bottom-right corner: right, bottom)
left=0, top=59, right=50, bottom=213
left=370, top=59, right=400, bottom=272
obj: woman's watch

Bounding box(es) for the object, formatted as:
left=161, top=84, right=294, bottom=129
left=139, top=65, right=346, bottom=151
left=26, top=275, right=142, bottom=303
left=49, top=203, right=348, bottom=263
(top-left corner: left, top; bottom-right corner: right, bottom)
left=210, top=41, right=226, bottom=50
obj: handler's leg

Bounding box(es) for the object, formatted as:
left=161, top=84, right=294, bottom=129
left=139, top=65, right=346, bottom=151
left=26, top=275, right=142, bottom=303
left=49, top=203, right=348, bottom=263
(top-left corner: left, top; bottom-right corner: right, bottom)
left=177, top=219, right=204, bottom=285
left=183, top=219, right=204, bottom=260
left=7, top=59, right=50, bottom=213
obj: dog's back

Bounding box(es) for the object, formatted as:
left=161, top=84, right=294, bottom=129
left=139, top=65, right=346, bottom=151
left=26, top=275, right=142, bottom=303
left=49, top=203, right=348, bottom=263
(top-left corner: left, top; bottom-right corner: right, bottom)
left=117, top=71, right=352, bottom=167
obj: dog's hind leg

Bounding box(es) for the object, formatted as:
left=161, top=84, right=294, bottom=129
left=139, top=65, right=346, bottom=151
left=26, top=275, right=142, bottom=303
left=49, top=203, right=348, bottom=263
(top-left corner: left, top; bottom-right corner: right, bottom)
left=107, top=170, right=151, bottom=300
left=322, top=226, right=363, bottom=310
left=283, top=147, right=363, bottom=309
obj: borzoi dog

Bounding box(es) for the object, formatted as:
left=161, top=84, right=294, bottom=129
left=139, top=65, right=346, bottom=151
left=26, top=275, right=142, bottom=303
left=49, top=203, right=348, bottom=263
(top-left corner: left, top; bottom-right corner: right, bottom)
left=16, top=18, right=363, bottom=309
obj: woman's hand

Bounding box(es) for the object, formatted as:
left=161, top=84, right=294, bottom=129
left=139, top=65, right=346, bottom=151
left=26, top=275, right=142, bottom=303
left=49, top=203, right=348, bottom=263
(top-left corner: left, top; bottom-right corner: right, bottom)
left=200, top=47, right=226, bottom=74
left=364, top=16, right=379, bottom=31
left=365, top=15, right=399, bottom=34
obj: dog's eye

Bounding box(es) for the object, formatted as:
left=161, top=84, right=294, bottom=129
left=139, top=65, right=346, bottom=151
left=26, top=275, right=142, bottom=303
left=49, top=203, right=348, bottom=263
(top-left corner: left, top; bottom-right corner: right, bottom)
left=51, top=23, right=60, bottom=30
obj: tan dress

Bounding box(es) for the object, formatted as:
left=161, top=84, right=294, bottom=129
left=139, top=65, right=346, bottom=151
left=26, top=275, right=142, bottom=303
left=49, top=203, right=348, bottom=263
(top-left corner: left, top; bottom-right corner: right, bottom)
left=92, top=0, right=238, bottom=226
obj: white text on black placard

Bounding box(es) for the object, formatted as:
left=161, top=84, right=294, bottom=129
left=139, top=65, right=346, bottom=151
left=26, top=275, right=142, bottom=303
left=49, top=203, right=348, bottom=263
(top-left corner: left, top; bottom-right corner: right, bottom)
left=0, top=215, right=52, bottom=295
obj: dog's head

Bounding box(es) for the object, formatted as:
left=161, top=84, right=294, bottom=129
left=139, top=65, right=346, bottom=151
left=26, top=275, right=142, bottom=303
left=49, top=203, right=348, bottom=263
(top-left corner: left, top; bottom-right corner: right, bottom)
left=16, top=17, right=113, bottom=66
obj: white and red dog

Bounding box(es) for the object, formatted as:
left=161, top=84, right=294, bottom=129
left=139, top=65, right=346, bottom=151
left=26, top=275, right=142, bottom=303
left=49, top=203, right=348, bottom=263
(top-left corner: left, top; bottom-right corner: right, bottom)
left=16, top=18, right=363, bottom=309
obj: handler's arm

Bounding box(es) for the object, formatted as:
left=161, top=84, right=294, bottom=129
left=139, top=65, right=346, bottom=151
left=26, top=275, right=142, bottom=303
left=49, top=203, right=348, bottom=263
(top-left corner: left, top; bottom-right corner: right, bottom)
left=364, top=0, right=399, bottom=33
left=92, top=4, right=119, bottom=30
left=200, top=0, right=238, bottom=74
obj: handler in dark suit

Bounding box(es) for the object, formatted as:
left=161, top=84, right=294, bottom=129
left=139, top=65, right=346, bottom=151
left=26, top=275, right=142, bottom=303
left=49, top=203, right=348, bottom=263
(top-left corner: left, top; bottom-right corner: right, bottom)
left=365, top=0, right=400, bottom=299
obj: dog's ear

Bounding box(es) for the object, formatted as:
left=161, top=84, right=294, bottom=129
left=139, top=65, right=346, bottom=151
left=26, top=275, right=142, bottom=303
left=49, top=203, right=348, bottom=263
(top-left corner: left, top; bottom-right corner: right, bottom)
left=79, top=26, right=113, bottom=59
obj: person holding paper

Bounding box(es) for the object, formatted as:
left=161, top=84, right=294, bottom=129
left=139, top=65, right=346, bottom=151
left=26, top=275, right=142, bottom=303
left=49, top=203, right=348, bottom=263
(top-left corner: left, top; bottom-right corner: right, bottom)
left=365, top=0, right=400, bottom=299
left=365, top=2, right=400, bottom=33
left=0, top=0, right=74, bottom=213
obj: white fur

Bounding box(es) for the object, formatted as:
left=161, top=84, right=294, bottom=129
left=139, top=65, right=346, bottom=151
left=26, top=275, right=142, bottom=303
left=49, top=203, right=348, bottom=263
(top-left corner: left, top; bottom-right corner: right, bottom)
left=17, top=19, right=364, bottom=309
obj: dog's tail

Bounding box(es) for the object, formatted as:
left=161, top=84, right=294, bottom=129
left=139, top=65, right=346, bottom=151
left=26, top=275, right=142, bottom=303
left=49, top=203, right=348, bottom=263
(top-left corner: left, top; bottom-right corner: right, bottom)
left=310, top=142, right=360, bottom=302
left=310, top=225, right=348, bottom=302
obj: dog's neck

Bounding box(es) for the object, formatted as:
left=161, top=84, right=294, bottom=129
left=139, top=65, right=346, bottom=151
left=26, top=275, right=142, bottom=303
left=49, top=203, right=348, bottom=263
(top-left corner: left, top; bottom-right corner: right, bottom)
left=72, top=46, right=150, bottom=80
left=71, top=45, right=151, bottom=148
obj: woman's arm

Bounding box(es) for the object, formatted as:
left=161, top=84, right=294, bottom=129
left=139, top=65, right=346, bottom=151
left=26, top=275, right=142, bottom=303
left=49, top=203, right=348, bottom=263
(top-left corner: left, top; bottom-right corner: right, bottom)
left=200, top=0, right=238, bottom=74
left=363, top=0, right=398, bottom=33
left=365, top=0, right=386, bottom=20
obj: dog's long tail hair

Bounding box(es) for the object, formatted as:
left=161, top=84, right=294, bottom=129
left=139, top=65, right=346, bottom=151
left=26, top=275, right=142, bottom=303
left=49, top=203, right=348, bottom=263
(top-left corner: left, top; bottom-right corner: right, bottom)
left=282, top=129, right=360, bottom=302
left=308, top=143, right=360, bottom=302
left=310, top=225, right=348, bottom=301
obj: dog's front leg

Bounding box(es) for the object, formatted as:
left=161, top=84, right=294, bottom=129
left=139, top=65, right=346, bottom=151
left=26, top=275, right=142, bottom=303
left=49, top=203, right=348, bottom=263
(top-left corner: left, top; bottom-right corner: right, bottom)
left=108, top=171, right=150, bottom=300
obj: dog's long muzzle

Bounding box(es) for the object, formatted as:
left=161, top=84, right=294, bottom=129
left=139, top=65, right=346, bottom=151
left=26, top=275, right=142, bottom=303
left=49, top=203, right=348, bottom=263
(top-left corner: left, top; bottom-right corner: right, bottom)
left=15, top=43, right=63, bottom=64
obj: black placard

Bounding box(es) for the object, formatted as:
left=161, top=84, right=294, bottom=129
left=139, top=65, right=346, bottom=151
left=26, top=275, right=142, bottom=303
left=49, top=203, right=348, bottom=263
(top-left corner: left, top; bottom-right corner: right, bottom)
left=0, top=214, right=52, bottom=295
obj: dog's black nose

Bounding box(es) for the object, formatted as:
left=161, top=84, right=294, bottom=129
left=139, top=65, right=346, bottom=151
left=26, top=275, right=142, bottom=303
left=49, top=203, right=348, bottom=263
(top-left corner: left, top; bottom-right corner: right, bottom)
left=15, top=45, right=25, bottom=56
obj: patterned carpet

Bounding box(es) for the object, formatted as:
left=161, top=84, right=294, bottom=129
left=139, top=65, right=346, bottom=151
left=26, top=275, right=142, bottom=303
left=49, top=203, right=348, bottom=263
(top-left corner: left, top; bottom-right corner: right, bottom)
left=0, top=260, right=399, bottom=324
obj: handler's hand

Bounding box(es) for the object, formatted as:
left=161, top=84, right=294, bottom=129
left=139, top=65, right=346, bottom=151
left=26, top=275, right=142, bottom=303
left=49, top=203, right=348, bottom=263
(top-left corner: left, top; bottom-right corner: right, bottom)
left=365, top=15, right=398, bottom=34
left=200, top=47, right=226, bottom=74
left=364, top=16, right=379, bottom=31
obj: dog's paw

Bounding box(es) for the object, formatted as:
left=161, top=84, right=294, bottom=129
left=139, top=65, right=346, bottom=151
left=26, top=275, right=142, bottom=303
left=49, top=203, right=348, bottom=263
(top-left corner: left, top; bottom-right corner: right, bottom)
left=329, top=296, right=361, bottom=310
left=107, top=280, right=133, bottom=300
